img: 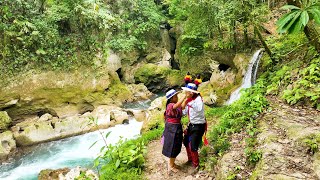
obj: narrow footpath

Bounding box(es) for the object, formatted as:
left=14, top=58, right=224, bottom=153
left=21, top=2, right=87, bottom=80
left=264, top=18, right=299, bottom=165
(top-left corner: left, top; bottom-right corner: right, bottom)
left=144, top=139, right=213, bottom=180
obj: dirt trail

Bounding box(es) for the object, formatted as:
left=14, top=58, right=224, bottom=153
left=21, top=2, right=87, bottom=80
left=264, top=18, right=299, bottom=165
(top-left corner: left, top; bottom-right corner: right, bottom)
left=253, top=97, right=320, bottom=179
left=144, top=139, right=213, bottom=180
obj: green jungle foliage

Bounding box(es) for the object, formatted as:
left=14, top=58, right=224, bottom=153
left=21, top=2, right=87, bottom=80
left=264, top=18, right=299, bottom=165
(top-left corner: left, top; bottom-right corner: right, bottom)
left=164, top=0, right=269, bottom=54
left=0, top=0, right=163, bottom=74
left=207, top=80, right=268, bottom=156
left=265, top=33, right=320, bottom=109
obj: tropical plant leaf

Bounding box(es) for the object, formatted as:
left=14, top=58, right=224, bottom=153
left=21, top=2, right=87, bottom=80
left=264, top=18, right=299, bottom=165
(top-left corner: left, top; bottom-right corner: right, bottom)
left=115, top=159, right=120, bottom=168
left=309, top=7, right=320, bottom=24
left=280, top=5, right=300, bottom=10
left=284, top=11, right=302, bottom=33
left=277, top=12, right=297, bottom=33
left=301, top=11, right=309, bottom=26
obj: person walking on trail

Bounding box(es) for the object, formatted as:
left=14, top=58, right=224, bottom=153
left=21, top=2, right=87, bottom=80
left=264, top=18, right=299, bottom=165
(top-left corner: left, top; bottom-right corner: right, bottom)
left=184, top=72, right=193, bottom=86
left=162, top=89, right=188, bottom=174
left=181, top=83, right=206, bottom=174
left=193, top=74, right=202, bottom=87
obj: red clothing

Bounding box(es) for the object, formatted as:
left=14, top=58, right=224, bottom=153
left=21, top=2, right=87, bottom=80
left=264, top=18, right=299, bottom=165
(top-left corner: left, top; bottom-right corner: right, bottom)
left=165, top=103, right=182, bottom=124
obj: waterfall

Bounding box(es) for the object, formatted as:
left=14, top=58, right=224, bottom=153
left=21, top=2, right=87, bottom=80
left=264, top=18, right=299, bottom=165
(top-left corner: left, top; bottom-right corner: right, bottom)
left=225, top=49, right=263, bottom=105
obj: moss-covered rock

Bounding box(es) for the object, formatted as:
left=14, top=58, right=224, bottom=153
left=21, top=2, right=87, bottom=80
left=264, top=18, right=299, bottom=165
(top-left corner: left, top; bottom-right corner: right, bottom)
left=0, top=131, right=16, bottom=161
left=141, top=97, right=166, bottom=132
left=127, top=83, right=153, bottom=100
left=0, top=111, right=11, bottom=131
left=38, top=168, right=70, bottom=180
left=0, top=93, right=20, bottom=110
left=134, top=63, right=184, bottom=92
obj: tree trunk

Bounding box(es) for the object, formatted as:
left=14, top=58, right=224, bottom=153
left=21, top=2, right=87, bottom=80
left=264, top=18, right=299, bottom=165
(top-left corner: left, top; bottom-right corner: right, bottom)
left=232, top=20, right=237, bottom=51
left=244, top=25, right=249, bottom=47
left=304, top=24, right=320, bottom=53
left=254, top=25, right=273, bottom=60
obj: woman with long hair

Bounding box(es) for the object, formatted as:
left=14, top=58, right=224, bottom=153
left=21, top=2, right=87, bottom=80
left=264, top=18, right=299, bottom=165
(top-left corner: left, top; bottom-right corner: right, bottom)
left=162, top=89, right=187, bottom=174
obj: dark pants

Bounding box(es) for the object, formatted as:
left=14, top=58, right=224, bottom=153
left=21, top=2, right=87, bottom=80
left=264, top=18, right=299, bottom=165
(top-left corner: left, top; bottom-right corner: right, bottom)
left=183, top=123, right=206, bottom=167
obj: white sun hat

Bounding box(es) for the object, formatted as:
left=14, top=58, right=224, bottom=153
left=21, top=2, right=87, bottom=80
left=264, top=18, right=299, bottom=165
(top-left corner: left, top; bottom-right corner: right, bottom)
left=166, top=89, right=179, bottom=100
left=182, top=83, right=199, bottom=94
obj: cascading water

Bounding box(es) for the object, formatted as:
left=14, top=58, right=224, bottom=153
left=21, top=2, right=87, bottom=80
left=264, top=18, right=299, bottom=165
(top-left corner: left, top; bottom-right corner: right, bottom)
left=0, top=99, right=154, bottom=180
left=225, top=49, right=264, bottom=105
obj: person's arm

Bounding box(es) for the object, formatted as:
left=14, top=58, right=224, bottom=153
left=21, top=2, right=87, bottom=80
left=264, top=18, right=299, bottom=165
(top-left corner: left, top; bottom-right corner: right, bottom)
left=173, top=94, right=187, bottom=109
left=181, top=92, right=193, bottom=110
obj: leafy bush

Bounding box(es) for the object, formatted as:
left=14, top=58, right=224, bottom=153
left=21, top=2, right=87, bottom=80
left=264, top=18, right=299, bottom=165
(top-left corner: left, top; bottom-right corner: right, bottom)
left=304, top=134, right=320, bottom=154
left=208, top=80, right=268, bottom=155
left=244, top=137, right=262, bottom=165
left=282, top=58, right=320, bottom=109
left=95, top=127, right=163, bottom=179
left=265, top=56, right=320, bottom=109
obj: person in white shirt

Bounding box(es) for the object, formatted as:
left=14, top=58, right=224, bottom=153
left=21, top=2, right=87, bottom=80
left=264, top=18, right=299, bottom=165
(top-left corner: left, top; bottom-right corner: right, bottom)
left=181, top=83, right=206, bottom=174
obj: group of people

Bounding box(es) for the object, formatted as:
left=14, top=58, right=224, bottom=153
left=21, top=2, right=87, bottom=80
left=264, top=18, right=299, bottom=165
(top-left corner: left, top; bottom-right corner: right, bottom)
left=162, top=82, right=206, bottom=175
left=184, top=72, right=202, bottom=87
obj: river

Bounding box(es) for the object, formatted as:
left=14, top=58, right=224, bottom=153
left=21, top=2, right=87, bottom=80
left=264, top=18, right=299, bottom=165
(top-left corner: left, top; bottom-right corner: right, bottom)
left=0, top=96, right=159, bottom=180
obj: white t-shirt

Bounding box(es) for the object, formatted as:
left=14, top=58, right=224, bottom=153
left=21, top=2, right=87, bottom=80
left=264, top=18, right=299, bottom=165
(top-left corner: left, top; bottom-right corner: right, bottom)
left=183, top=96, right=206, bottom=124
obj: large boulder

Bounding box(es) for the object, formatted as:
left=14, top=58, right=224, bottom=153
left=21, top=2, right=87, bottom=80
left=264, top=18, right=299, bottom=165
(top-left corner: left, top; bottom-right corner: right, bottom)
left=134, top=63, right=184, bottom=92
left=107, top=50, right=122, bottom=72
left=149, top=97, right=166, bottom=111
left=0, top=131, right=16, bottom=161
left=127, top=83, right=153, bottom=100
left=127, top=109, right=147, bottom=122
left=11, top=116, right=92, bottom=146
left=110, top=110, right=129, bottom=124
left=11, top=106, right=128, bottom=146
left=0, top=111, right=12, bottom=131
left=134, top=63, right=170, bottom=92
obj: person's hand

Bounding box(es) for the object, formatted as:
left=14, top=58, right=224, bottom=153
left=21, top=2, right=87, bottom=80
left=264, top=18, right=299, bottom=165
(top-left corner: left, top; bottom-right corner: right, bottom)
left=180, top=93, right=187, bottom=100
left=186, top=92, right=193, bottom=98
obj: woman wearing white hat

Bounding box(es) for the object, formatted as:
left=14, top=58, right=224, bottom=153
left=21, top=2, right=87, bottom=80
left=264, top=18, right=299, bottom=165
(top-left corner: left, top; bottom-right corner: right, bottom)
left=162, top=89, right=187, bottom=174
left=181, top=83, right=206, bottom=173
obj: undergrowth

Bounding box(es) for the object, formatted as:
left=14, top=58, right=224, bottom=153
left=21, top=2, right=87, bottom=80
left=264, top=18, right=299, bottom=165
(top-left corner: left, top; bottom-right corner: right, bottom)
left=95, top=126, right=163, bottom=180
left=208, top=79, right=268, bottom=156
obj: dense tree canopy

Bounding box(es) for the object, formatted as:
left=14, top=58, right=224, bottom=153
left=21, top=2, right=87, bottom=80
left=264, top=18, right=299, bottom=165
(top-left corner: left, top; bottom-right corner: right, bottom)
left=0, top=0, right=163, bottom=73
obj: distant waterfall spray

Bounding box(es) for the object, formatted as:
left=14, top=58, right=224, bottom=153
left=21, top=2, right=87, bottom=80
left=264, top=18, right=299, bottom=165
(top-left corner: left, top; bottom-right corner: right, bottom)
left=225, top=49, right=264, bottom=105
